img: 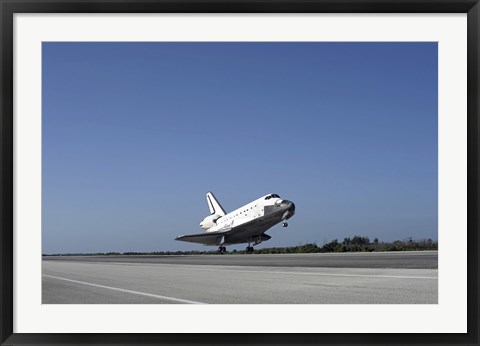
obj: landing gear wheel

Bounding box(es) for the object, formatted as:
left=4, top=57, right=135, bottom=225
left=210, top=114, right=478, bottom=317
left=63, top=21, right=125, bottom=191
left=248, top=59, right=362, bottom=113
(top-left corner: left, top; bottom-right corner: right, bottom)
left=283, top=222, right=288, bottom=227
left=218, top=246, right=226, bottom=253
left=246, top=246, right=254, bottom=253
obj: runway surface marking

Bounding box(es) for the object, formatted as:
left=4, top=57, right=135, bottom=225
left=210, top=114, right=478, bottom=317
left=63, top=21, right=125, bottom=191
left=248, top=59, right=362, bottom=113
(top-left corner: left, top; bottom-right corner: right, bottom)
left=43, top=274, right=206, bottom=304
left=131, top=264, right=438, bottom=280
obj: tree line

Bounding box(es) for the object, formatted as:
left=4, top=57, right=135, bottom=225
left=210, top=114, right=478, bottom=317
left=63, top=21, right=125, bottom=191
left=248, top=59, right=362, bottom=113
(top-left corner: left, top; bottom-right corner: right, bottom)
left=252, top=236, right=437, bottom=254
left=43, top=236, right=437, bottom=256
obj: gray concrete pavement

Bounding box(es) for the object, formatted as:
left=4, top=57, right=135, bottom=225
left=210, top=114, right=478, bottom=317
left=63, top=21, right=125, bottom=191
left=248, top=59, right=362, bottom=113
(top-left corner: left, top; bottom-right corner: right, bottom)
left=42, top=250, right=438, bottom=269
left=42, top=252, right=438, bottom=304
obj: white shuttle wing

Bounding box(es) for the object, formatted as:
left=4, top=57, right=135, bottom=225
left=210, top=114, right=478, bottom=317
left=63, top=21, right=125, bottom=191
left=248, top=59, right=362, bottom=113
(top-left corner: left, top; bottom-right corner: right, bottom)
left=175, top=230, right=231, bottom=246
left=175, top=218, right=265, bottom=246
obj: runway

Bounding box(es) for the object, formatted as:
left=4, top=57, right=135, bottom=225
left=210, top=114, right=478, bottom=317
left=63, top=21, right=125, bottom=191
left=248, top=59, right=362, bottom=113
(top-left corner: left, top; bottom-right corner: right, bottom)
left=42, top=251, right=438, bottom=304
left=43, top=250, right=437, bottom=268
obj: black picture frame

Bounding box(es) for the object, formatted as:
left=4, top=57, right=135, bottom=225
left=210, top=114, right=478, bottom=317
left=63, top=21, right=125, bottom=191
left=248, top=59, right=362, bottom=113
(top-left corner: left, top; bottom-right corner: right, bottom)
left=1, top=1, right=478, bottom=345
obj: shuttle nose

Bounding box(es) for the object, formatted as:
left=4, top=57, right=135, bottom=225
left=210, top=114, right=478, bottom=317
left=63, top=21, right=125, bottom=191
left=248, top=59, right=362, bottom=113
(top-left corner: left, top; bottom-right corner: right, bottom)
left=282, top=200, right=295, bottom=212
left=289, top=202, right=295, bottom=212
left=281, top=200, right=295, bottom=220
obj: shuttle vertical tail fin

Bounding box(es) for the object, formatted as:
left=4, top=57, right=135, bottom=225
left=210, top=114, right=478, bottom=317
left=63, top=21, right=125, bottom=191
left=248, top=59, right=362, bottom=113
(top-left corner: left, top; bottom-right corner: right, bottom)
left=206, top=192, right=226, bottom=216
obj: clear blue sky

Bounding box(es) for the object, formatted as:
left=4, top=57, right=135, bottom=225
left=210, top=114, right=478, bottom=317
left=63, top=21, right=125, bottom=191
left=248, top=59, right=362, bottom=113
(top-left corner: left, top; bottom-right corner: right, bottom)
left=42, top=42, right=437, bottom=253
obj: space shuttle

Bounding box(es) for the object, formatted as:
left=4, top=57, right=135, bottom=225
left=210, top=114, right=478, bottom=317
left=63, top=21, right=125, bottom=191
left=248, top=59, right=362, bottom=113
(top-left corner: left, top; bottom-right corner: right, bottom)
left=175, top=192, right=295, bottom=253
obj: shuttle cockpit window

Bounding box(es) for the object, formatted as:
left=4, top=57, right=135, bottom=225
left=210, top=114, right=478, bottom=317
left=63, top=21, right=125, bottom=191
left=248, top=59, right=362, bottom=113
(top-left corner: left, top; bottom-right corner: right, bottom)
left=265, top=194, right=281, bottom=200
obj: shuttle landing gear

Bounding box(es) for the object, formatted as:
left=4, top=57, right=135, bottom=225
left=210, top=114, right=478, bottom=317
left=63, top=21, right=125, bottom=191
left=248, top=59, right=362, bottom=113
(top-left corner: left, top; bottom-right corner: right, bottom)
left=218, top=246, right=226, bottom=253
left=283, top=222, right=288, bottom=227
left=245, top=239, right=254, bottom=253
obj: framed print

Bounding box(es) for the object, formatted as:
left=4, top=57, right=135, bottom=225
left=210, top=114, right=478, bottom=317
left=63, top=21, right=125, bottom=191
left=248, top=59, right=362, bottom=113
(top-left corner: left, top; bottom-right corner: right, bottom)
left=1, top=0, right=479, bottom=345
